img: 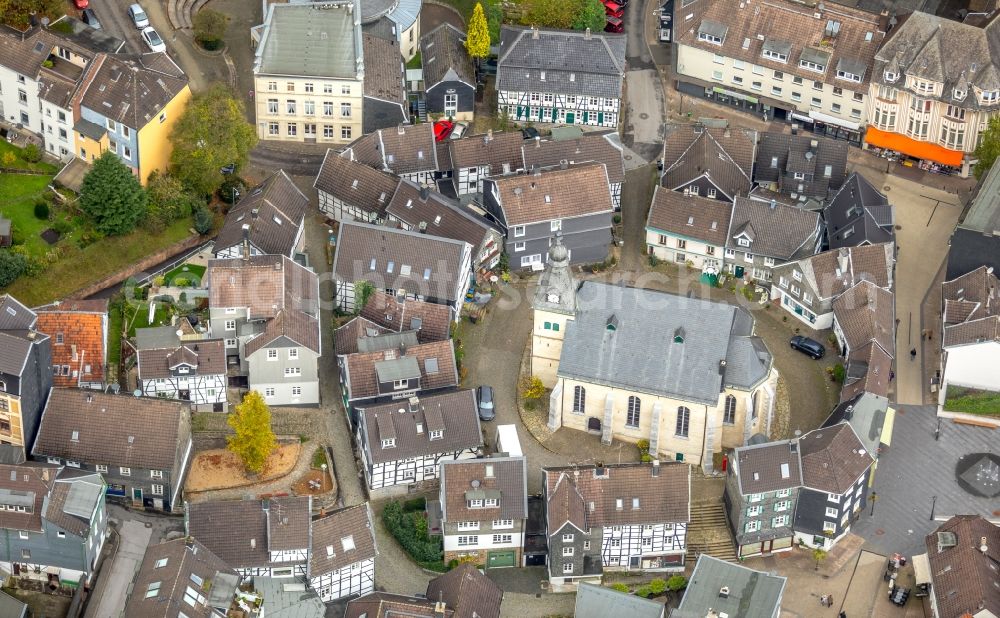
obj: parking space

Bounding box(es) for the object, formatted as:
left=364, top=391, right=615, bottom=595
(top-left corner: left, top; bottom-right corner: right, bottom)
left=85, top=0, right=146, bottom=53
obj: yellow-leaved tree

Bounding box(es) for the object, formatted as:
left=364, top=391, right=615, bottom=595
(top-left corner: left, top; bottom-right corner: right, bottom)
left=227, top=390, right=278, bottom=474
left=465, top=3, right=491, bottom=62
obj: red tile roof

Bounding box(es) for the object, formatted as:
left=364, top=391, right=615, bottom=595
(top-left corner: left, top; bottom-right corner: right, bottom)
left=35, top=301, right=108, bottom=387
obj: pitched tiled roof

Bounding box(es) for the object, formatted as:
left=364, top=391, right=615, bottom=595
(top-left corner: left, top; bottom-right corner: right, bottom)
left=426, top=562, right=503, bottom=618
left=543, top=463, right=689, bottom=528
left=448, top=131, right=525, bottom=173
left=943, top=315, right=1000, bottom=348
left=925, top=515, right=1000, bottom=618
left=243, top=308, right=321, bottom=356
left=492, top=163, right=613, bottom=226
left=754, top=133, right=848, bottom=199
left=545, top=472, right=588, bottom=532
left=521, top=130, right=625, bottom=185
left=334, top=317, right=392, bottom=355
left=313, top=150, right=398, bottom=219
left=497, top=26, right=626, bottom=99
left=832, top=280, right=894, bottom=356
left=727, top=197, right=820, bottom=261
left=385, top=180, right=495, bottom=251
left=662, top=125, right=756, bottom=200
left=310, top=504, right=378, bottom=576
left=136, top=330, right=226, bottom=380
left=363, top=33, right=405, bottom=107
left=208, top=255, right=319, bottom=320
left=825, top=172, right=894, bottom=249
left=346, top=592, right=454, bottom=618
left=343, top=339, right=457, bottom=401
left=647, top=186, right=732, bottom=247
left=676, top=0, right=883, bottom=90
left=214, top=171, right=308, bottom=257
left=378, top=124, right=439, bottom=175
left=45, top=470, right=103, bottom=537
left=124, top=538, right=240, bottom=618
left=440, top=457, right=527, bottom=523
left=839, top=341, right=892, bottom=402
left=0, top=464, right=54, bottom=533
left=33, top=389, right=188, bottom=472
left=80, top=53, right=188, bottom=130
left=798, top=423, right=873, bottom=494
left=34, top=299, right=107, bottom=387
left=358, top=390, right=481, bottom=464
left=186, top=497, right=311, bottom=568
left=333, top=221, right=468, bottom=304
left=421, top=23, right=475, bottom=88
left=732, top=441, right=802, bottom=495
left=943, top=266, right=1000, bottom=325
left=360, top=291, right=452, bottom=344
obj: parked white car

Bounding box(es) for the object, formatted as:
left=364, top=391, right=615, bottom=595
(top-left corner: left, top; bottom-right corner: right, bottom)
left=128, top=3, right=149, bottom=28
left=141, top=27, right=166, bottom=53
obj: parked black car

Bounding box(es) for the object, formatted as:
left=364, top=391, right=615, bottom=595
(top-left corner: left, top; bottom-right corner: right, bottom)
left=476, top=385, right=495, bottom=421
left=790, top=335, right=825, bottom=359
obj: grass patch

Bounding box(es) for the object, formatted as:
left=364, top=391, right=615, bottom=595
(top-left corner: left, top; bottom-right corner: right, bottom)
left=4, top=218, right=194, bottom=306
left=406, top=51, right=422, bottom=70
left=163, top=263, right=206, bottom=286
left=943, top=385, right=1000, bottom=417
left=107, top=300, right=124, bottom=370
left=439, top=0, right=475, bottom=20
left=0, top=172, right=63, bottom=256
left=311, top=447, right=327, bottom=469
left=123, top=300, right=174, bottom=337
left=0, top=141, right=58, bottom=174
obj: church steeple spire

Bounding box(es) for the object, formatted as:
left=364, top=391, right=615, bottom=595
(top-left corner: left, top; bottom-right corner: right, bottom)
left=532, top=233, right=576, bottom=314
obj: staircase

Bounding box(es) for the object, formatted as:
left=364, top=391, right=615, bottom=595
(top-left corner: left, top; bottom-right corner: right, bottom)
left=168, top=0, right=212, bottom=31
left=685, top=467, right=738, bottom=564
left=416, top=99, right=428, bottom=123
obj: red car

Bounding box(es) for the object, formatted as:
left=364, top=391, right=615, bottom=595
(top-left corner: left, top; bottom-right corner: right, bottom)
left=433, top=119, right=454, bottom=142
left=74, top=0, right=89, bottom=8
left=604, top=0, right=624, bottom=17
left=605, top=16, right=624, bottom=32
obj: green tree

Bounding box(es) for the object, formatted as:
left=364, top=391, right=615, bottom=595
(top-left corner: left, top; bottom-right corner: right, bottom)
left=572, top=0, right=607, bottom=32
left=0, top=0, right=64, bottom=29
left=520, top=0, right=573, bottom=29
left=193, top=8, right=228, bottom=50
left=79, top=151, right=147, bottom=236
left=974, top=115, right=1000, bottom=178
left=169, top=84, right=258, bottom=196
left=193, top=207, right=214, bottom=234
left=145, top=171, right=200, bottom=233
left=353, top=280, right=375, bottom=314
left=812, top=547, right=828, bottom=571
left=465, top=3, right=491, bottom=60
left=226, top=390, right=278, bottom=474
left=519, top=375, right=546, bottom=400
left=0, top=251, right=28, bottom=288
left=1, top=152, right=14, bottom=168
left=484, top=0, right=503, bottom=42
left=21, top=143, right=41, bottom=163
left=666, top=574, right=688, bottom=592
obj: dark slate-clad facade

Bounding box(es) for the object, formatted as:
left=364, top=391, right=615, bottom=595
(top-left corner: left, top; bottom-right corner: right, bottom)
left=754, top=133, right=848, bottom=203
left=824, top=172, right=894, bottom=250
left=421, top=23, right=476, bottom=121
left=0, top=296, right=53, bottom=458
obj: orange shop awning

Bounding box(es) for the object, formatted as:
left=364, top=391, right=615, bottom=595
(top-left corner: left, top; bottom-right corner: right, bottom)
left=864, top=127, right=964, bottom=168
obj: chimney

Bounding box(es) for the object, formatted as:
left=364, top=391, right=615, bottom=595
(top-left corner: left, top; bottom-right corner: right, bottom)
left=397, top=124, right=406, bottom=135
left=532, top=26, right=539, bottom=39
left=486, top=129, right=493, bottom=143
left=535, top=135, right=541, bottom=148
left=419, top=184, right=430, bottom=201
left=981, top=536, right=989, bottom=553
left=241, top=224, right=251, bottom=260
left=719, top=586, right=730, bottom=599
left=409, top=396, right=419, bottom=413
left=533, top=165, right=541, bottom=177
left=724, top=128, right=731, bottom=138
left=652, top=460, right=660, bottom=477
left=769, top=199, right=776, bottom=210
left=584, top=27, right=591, bottom=40
left=27, top=330, right=37, bottom=341
left=560, top=159, right=568, bottom=170
left=251, top=208, right=259, bottom=220
left=434, top=600, right=448, bottom=617
left=418, top=221, right=428, bottom=233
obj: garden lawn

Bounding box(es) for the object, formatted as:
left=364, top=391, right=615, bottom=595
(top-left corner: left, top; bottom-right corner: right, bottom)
left=0, top=172, right=59, bottom=256
left=107, top=301, right=123, bottom=369
left=440, top=0, right=475, bottom=20
left=944, top=386, right=1000, bottom=417
left=0, top=141, right=58, bottom=174
left=3, top=218, right=195, bottom=306
left=124, top=299, right=173, bottom=337
left=163, top=263, right=206, bottom=286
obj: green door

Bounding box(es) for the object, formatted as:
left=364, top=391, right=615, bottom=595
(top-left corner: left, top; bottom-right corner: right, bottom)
left=132, top=487, right=143, bottom=501
left=598, top=112, right=604, bottom=124
left=675, top=452, right=684, bottom=462
left=487, top=550, right=516, bottom=568
left=734, top=265, right=745, bottom=278
left=582, top=111, right=589, bottom=123
left=516, top=106, right=525, bottom=119
left=565, top=112, right=575, bottom=124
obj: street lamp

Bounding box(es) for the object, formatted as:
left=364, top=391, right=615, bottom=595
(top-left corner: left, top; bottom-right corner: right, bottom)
left=870, top=491, right=878, bottom=516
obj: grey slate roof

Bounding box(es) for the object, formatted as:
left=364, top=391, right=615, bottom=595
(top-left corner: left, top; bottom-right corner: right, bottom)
left=254, top=2, right=360, bottom=79
left=947, top=228, right=1000, bottom=281
left=0, top=591, right=26, bottom=618
left=186, top=497, right=311, bottom=569
left=215, top=170, right=309, bottom=257
left=825, top=172, right=894, bottom=249
left=124, top=538, right=239, bottom=618
left=80, top=53, right=188, bottom=130
left=558, top=282, right=772, bottom=405
left=385, top=180, right=496, bottom=251
left=333, top=221, right=468, bottom=304
left=0, top=295, right=40, bottom=377
left=962, top=158, right=1000, bottom=235
left=521, top=130, right=625, bottom=185
left=733, top=440, right=802, bottom=495
left=823, top=391, right=888, bottom=459
left=662, top=124, right=757, bottom=200
left=363, top=33, right=405, bottom=106
left=673, top=555, right=786, bottom=618
left=754, top=133, right=848, bottom=200
left=728, top=197, right=820, bottom=261
left=252, top=576, right=325, bottom=618
left=497, top=26, right=626, bottom=99
left=421, top=23, right=475, bottom=88
left=576, top=583, right=664, bottom=618
left=314, top=150, right=398, bottom=220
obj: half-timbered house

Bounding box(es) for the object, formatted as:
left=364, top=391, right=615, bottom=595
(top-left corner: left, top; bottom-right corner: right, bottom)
left=186, top=496, right=312, bottom=578
left=135, top=327, right=227, bottom=412
left=542, top=462, right=690, bottom=590
left=448, top=131, right=525, bottom=196
left=309, top=503, right=378, bottom=602
left=521, top=129, right=625, bottom=210
left=314, top=150, right=399, bottom=223
left=497, top=26, right=626, bottom=127
left=357, top=390, right=482, bottom=496
left=213, top=170, right=309, bottom=260
left=343, top=124, right=440, bottom=186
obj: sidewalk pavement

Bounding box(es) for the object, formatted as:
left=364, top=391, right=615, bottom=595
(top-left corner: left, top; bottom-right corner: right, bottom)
left=84, top=520, right=152, bottom=618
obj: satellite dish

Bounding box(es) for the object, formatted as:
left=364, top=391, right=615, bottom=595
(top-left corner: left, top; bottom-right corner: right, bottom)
left=41, top=16, right=50, bottom=26
left=470, top=479, right=481, bottom=488
left=133, top=389, right=142, bottom=397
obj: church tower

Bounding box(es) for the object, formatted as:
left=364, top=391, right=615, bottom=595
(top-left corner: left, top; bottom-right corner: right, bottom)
left=530, top=234, right=577, bottom=387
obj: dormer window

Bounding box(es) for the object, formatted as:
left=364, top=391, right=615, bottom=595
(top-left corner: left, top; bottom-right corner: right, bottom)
left=737, top=237, right=751, bottom=247
left=981, top=89, right=999, bottom=105
left=484, top=498, right=498, bottom=507
left=381, top=438, right=395, bottom=448
left=763, top=49, right=788, bottom=63
left=884, top=71, right=897, bottom=82
left=430, top=429, right=443, bottom=440
left=953, top=89, right=967, bottom=101
left=697, top=20, right=726, bottom=45
left=912, top=79, right=935, bottom=94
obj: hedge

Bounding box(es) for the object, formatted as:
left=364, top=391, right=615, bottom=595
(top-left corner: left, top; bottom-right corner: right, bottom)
left=381, top=501, right=442, bottom=564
